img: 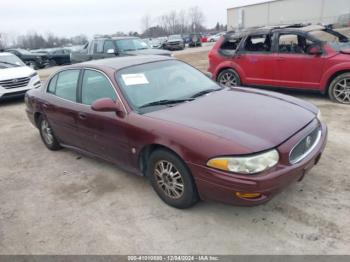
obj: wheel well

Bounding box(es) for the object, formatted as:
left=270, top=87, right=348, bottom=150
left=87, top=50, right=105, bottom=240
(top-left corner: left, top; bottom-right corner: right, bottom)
left=325, top=70, right=350, bottom=94
left=138, top=144, right=183, bottom=175
left=34, top=112, right=42, bottom=128
left=216, top=67, right=238, bottom=81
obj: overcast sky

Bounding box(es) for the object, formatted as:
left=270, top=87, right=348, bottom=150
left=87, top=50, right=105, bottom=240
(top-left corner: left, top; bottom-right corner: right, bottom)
left=1, top=0, right=268, bottom=37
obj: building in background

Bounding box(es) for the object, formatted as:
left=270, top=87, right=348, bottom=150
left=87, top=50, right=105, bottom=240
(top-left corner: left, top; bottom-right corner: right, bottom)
left=227, top=0, right=350, bottom=30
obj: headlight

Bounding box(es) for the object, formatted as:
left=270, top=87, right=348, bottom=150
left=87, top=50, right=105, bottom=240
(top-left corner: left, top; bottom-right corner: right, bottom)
left=29, top=72, right=38, bottom=78
left=207, top=149, right=279, bottom=175
left=317, top=110, right=322, bottom=122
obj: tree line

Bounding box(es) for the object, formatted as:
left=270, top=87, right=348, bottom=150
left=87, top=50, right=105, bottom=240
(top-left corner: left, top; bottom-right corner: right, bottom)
left=141, top=6, right=226, bottom=38
left=0, top=32, right=88, bottom=50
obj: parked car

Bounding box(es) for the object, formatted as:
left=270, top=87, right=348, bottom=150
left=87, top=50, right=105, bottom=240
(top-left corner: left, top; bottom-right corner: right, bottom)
left=0, top=52, right=41, bottom=100
left=163, top=35, right=185, bottom=51
left=6, top=48, right=49, bottom=69
left=70, top=37, right=171, bottom=63
left=208, top=32, right=226, bottom=42
left=25, top=55, right=327, bottom=208
left=188, top=33, right=202, bottom=47
left=32, top=48, right=71, bottom=66
left=200, top=34, right=208, bottom=43
left=208, top=24, right=350, bottom=104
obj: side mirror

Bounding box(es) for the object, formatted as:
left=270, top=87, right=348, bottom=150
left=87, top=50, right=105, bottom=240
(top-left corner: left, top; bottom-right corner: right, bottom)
left=308, top=45, right=322, bottom=55
left=91, top=98, right=125, bottom=117
left=106, top=49, right=117, bottom=54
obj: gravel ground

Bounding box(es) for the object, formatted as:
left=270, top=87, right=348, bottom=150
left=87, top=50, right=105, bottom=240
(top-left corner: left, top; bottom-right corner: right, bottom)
left=0, top=44, right=349, bottom=255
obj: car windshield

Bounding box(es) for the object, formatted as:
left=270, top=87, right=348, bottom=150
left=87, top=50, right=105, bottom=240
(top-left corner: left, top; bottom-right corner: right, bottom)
left=0, top=54, right=25, bottom=68
left=114, top=38, right=150, bottom=51
left=116, top=60, right=221, bottom=113
left=169, top=35, right=182, bottom=40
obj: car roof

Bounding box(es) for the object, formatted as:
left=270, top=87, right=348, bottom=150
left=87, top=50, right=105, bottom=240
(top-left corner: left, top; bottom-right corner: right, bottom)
left=226, top=23, right=323, bottom=38
left=0, top=52, right=15, bottom=56
left=81, top=55, right=173, bottom=71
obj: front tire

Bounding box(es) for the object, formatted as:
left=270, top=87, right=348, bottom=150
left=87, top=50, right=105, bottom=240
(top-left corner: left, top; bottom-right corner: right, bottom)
left=39, top=117, right=62, bottom=151
left=147, top=149, right=198, bottom=209
left=217, top=68, right=241, bottom=87
left=328, top=73, right=350, bottom=104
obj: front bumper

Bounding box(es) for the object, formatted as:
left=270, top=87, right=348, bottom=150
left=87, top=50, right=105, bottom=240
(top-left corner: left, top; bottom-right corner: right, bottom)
left=0, top=75, right=41, bottom=100
left=189, top=121, right=328, bottom=206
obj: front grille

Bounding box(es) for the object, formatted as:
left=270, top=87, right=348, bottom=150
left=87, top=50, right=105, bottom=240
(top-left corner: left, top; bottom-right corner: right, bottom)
left=289, top=127, right=321, bottom=164
left=168, top=42, right=181, bottom=46
left=0, top=77, right=30, bottom=89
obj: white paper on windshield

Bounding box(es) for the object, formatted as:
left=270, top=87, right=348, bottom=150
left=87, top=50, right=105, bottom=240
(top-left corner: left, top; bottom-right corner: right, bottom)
left=121, top=74, right=149, bottom=86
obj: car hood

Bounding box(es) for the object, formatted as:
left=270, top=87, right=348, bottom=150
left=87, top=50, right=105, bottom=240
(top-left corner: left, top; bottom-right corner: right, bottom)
left=123, top=49, right=171, bottom=56
left=146, top=88, right=316, bottom=153
left=0, top=66, right=34, bottom=81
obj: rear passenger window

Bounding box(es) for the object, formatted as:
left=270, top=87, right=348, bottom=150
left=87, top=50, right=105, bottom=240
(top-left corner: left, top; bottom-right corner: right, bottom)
left=55, top=70, right=80, bottom=102
left=244, top=34, right=272, bottom=52
left=81, top=70, right=116, bottom=105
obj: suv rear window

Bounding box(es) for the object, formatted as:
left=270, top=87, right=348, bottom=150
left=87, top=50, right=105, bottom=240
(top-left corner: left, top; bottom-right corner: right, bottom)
left=219, top=37, right=242, bottom=56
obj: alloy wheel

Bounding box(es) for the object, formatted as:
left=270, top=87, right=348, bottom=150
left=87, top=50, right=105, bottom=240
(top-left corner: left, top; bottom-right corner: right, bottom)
left=154, top=160, right=184, bottom=199
left=41, top=120, right=54, bottom=145
left=333, top=78, right=350, bottom=104
left=219, top=72, right=238, bottom=87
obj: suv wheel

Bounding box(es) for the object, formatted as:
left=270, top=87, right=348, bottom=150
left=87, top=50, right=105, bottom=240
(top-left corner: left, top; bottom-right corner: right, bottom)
left=217, top=69, right=241, bottom=87
left=39, top=117, right=62, bottom=150
left=147, top=149, right=199, bottom=209
left=328, top=73, right=350, bottom=104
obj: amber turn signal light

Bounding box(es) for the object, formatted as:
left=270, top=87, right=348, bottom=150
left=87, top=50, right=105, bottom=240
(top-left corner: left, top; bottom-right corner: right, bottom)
left=235, top=192, right=262, bottom=199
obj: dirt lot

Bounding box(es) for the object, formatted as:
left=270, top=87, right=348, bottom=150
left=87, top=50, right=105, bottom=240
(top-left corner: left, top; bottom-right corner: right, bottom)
left=0, top=45, right=350, bottom=255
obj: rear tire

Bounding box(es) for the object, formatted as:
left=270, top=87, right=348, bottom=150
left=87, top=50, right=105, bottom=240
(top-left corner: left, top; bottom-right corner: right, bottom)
left=38, top=116, right=62, bottom=151
left=328, top=73, right=350, bottom=104
left=147, top=149, right=199, bottom=209
left=217, top=69, right=241, bottom=87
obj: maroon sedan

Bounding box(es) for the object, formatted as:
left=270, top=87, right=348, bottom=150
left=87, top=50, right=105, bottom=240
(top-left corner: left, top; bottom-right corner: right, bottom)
left=25, top=56, right=327, bottom=208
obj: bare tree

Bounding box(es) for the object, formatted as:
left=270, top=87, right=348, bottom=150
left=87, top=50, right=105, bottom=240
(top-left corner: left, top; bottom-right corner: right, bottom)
left=178, top=9, right=188, bottom=34
left=141, top=15, right=152, bottom=37
left=188, top=6, right=205, bottom=32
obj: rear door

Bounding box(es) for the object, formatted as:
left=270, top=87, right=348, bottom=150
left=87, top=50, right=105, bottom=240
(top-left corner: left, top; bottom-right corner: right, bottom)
left=275, top=31, right=326, bottom=89
left=75, top=69, right=131, bottom=166
left=43, top=69, right=82, bottom=147
left=236, top=33, right=278, bottom=86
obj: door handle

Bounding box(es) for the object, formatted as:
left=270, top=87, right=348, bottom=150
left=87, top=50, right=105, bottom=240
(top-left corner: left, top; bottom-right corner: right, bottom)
left=42, top=103, right=49, bottom=109
left=78, top=112, right=87, bottom=120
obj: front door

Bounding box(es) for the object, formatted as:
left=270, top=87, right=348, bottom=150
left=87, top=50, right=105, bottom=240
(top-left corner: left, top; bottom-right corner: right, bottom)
left=275, top=32, right=326, bottom=90
left=75, top=69, right=131, bottom=166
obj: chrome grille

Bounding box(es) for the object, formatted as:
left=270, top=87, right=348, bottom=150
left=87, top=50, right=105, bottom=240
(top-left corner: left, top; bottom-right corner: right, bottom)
left=0, top=77, right=30, bottom=89
left=289, top=127, right=321, bottom=164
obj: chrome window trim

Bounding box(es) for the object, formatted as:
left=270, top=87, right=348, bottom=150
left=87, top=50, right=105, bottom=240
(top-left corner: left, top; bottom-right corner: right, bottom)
left=44, top=67, right=127, bottom=114
left=289, top=127, right=322, bottom=165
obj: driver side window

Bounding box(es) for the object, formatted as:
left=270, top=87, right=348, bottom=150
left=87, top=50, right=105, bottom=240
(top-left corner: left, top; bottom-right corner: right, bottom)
left=81, top=70, right=117, bottom=105
left=103, top=41, right=115, bottom=53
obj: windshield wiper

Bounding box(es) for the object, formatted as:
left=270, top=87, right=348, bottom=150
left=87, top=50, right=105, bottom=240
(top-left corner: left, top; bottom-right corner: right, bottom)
left=139, top=98, right=194, bottom=109
left=0, top=61, right=20, bottom=67
left=190, top=88, right=222, bottom=99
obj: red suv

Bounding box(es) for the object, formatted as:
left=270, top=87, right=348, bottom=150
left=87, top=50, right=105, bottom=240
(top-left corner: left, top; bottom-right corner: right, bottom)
left=208, top=24, right=350, bottom=104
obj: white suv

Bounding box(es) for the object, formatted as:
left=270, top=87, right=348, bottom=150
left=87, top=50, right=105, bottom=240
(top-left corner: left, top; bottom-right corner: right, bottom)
left=0, top=52, right=41, bottom=99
